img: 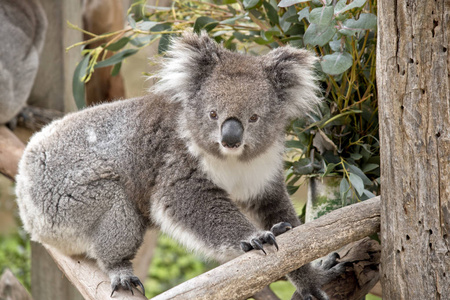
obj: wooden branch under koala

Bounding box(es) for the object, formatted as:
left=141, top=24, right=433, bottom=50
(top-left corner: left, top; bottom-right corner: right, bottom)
left=153, top=196, right=381, bottom=300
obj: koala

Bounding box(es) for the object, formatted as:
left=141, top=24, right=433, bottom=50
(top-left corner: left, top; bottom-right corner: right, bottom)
left=0, top=0, right=47, bottom=125
left=15, top=32, right=344, bottom=299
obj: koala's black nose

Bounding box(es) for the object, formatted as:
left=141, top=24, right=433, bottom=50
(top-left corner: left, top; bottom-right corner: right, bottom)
left=221, top=118, right=243, bottom=148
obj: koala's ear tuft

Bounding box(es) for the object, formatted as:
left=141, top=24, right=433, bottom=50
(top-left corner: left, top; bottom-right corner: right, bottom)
left=263, top=46, right=322, bottom=119
left=151, top=31, right=222, bottom=102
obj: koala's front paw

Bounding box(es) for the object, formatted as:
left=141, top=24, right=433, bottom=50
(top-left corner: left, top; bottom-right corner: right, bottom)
left=110, top=273, right=145, bottom=298
left=240, top=222, right=292, bottom=255
left=240, top=231, right=277, bottom=255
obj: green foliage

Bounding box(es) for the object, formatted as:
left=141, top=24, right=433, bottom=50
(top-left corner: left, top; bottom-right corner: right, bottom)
left=145, top=234, right=218, bottom=297
left=0, top=228, right=31, bottom=291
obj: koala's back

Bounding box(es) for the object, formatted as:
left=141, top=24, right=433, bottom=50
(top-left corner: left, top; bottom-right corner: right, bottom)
left=16, top=96, right=179, bottom=255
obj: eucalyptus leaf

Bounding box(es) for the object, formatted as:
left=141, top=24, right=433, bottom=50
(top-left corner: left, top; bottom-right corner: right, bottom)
left=340, top=13, right=377, bottom=35
left=346, top=163, right=372, bottom=185
left=287, top=185, right=300, bottom=195
left=286, top=140, right=305, bottom=149
left=150, top=23, right=172, bottom=32
left=297, top=7, right=310, bottom=22
left=263, top=2, right=279, bottom=25
left=350, top=153, right=363, bottom=160
left=303, top=22, right=337, bottom=47
left=335, top=0, right=367, bottom=15
left=158, top=34, right=172, bottom=54
left=293, top=158, right=314, bottom=175
left=322, top=162, right=339, bottom=177
left=329, top=38, right=342, bottom=52
left=194, top=16, right=219, bottom=33
left=72, top=53, right=90, bottom=110
left=243, top=0, right=260, bottom=9
left=309, top=6, right=334, bottom=26
left=130, top=35, right=154, bottom=47
left=311, top=0, right=332, bottom=5
left=349, top=173, right=364, bottom=196
left=363, top=189, right=377, bottom=199
left=362, top=163, right=379, bottom=173
left=95, top=49, right=138, bottom=69
left=340, top=178, right=350, bottom=202
left=110, top=62, right=121, bottom=77
left=220, top=15, right=244, bottom=25
left=139, top=21, right=158, bottom=31
left=127, top=14, right=136, bottom=29
left=334, top=0, right=347, bottom=12
left=320, top=51, right=353, bottom=75
left=106, top=37, right=130, bottom=51
left=278, top=0, right=311, bottom=8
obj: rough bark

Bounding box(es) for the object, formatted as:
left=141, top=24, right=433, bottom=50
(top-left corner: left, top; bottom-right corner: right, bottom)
left=152, top=197, right=380, bottom=300
left=42, top=244, right=147, bottom=300
left=0, top=126, right=25, bottom=181
left=16, top=106, right=64, bottom=131
left=377, top=0, right=450, bottom=298
left=82, top=0, right=126, bottom=106
left=323, top=237, right=380, bottom=300
left=0, top=269, right=33, bottom=300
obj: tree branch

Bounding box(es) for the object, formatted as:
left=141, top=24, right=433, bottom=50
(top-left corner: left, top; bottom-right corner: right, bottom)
left=152, top=197, right=381, bottom=300
left=0, top=126, right=25, bottom=181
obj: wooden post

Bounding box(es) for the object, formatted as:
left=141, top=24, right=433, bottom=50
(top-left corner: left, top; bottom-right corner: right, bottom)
left=27, top=1, right=83, bottom=299
left=377, top=0, right=450, bottom=298
left=31, top=243, right=84, bottom=300
left=28, top=0, right=82, bottom=113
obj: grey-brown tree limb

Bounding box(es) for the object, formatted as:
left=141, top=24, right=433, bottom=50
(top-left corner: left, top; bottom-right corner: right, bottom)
left=151, top=197, right=380, bottom=300
left=0, top=269, right=33, bottom=300
left=0, top=125, right=25, bottom=181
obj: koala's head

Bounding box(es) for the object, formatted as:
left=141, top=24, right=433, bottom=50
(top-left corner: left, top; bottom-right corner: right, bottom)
left=153, top=32, right=321, bottom=161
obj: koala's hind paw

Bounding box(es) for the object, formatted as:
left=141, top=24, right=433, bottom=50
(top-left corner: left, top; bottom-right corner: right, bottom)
left=110, top=275, right=145, bottom=298
left=290, top=252, right=346, bottom=300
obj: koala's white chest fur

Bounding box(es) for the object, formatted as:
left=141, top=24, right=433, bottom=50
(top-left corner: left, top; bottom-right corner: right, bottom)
left=192, top=143, right=283, bottom=203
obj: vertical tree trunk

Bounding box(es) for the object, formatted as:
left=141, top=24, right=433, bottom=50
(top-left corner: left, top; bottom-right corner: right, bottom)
left=377, top=0, right=449, bottom=299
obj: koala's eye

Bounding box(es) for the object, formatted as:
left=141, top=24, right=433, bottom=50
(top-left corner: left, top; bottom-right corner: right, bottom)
left=209, top=110, right=218, bottom=120
left=249, top=114, right=259, bottom=123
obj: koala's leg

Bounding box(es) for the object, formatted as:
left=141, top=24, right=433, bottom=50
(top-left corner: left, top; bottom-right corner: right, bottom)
left=245, top=180, right=345, bottom=300
left=151, top=175, right=272, bottom=262
left=90, top=197, right=147, bottom=296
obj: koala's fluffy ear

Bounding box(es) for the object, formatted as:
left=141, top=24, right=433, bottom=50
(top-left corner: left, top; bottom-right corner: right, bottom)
left=263, top=46, right=322, bottom=118
left=152, top=32, right=222, bottom=102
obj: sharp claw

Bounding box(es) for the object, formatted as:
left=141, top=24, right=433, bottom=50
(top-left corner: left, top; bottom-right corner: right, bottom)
left=252, top=239, right=266, bottom=255
left=110, top=285, right=119, bottom=298
left=125, top=281, right=134, bottom=295
left=240, top=241, right=253, bottom=252
left=132, top=278, right=146, bottom=296
left=268, top=234, right=279, bottom=251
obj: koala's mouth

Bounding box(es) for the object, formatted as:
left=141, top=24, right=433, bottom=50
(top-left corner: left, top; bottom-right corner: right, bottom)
left=221, top=141, right=241, bottom=149
left=219, top=141, right=245, bottom=156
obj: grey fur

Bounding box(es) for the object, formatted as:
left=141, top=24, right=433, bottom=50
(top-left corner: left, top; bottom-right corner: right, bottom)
left=16, top=32, right=341, bottom=299
left=0, top=0, right=47, bottom=124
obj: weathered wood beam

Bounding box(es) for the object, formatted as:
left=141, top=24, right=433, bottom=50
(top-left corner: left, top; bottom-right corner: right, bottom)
left=0, top=269, right=33, bottom=300
left=152, top=197, right=380, bottom=300
left=0, top=125, right=25, bottom=181
left=44, top=245, right=147, bottom=300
